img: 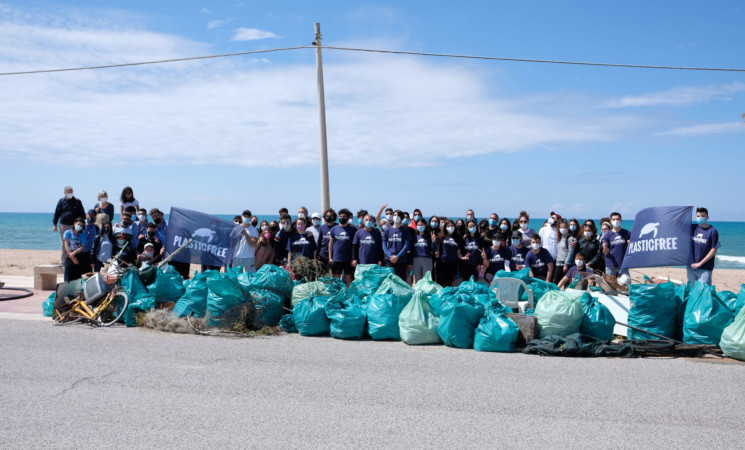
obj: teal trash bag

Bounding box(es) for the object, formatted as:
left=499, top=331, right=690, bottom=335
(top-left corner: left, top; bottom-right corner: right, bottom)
left=291, top=281, right=329, bottom=307
left=627, top=282, right=678, bottom=340
left=683, top=282, right=734, bottom=345
left=534, top=290, right=584, bottom=338
left=719, top=307, right=745, bottom=361
left=173, top=272, right=216, bottom=318
left=42, top=292, right=56, bottom=317
left=474, top=302, right=520, bottom=352
left=674, top=282, right=690, bottom=342
left=366, top=289, right=407, bottom=340
left=293, top=295, right=331, bottom=336
left=354, top=263, right=393, bottom=280
left=147, top=267, right=186, bottom=304
left=429, top=286, right=457, bottom=316
left=248, top=265, right=294, bottom=299
left=325, top=292, right=367, bottom=340
left=319, top=276, right=348, bottom=297
left=437, top=293, right=486, bottom=349
left=120, top=268, right=158, bottom=327
left=568, top=273, right=583, bottom=289
left=735, top=284, right=745, bottom=316
left=399, top=291, right=441, bottom=345
left=716, top=288, right=740, bottom=316
left=349, top=267, right=391, bottom=300
left=458, top=276, right=497, bottom=306
left=375, top=273, right=415, bottom=305
left=235, top=271, right=252, bottom=292
left=250, top=289, right=285, bottom=327
left=206, top=276, right=249, bottom=328
left=525, top=278, right=559, bottom=303
left=579, top=292, right=616, bottom=341
left=413, top=271, right=443, bottom=297
left=279, top=314, right=297, bottom=333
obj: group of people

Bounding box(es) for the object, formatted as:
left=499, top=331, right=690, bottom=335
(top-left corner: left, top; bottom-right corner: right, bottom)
left=53, top=187, right=721, bottom=288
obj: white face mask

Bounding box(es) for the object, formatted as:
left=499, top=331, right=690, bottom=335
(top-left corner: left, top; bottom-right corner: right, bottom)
left=65, top=193, right=73, bottom=199
left=100, top=197, right=107, bottom=203
left=559, top=228, right=567, bottom=234
left=261, top=225, right=268, bottom=231
left=531, top=243, right=541, bottom=250
left=144, top=251, right=154, bottom=258
left=500, top=224, right=508, bottom=230
left=139, top=215, right=147, bottom=223
left=584, top=231, right=593, bottom=238
left=492, top=240, right=500, bottom=248
left=393, top=216, right=402, bottom=224
left=312, top=219, right=320, bottom=226
left=575, top=259, right=584, bottom=267
left=520, top=223, right=528, bottom=230
left=446, top=226, right=455, bottom=234
left=466, top=214, right=474, bottom=221
left=382, top=223, right=390, bottom=231
left=612, top=219, right=621, bottom=228
left=547, top=218, right=555, bottom=226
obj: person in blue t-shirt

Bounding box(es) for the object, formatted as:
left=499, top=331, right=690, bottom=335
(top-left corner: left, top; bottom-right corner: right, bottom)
left=482, top=233, right=512, bottom=283
left=287, top=217, right=317, bottom=265
left=328, top=208, right=357, bottom=286
left=62, top=217, right=89, bottom=282
left=83, top=209, right=99, bottom=270
left=557, top=253, right=596, bottom=290
left=524, top=235, right=554, bottom=282
left=436, top=220, right=460, bottom=287
left=508, top=230, right=530, bottom=271
left=273, top=213, right=293, bottom=266
left=688, top=207, right=721, bottom=286
left=352, top=215, right=384, bottom=267
left=459, top=219, right=482, bottom=282
left=317, top=208, right=337, bottom=265
left=383, top=210, right=411, bottom=280
left=602, top=211, right=631, bottom=278
left=411, top=218, right=435, bottom=284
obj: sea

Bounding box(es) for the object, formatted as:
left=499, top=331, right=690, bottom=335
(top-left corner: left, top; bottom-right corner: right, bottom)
left=2, top=212, right=745, bottom=270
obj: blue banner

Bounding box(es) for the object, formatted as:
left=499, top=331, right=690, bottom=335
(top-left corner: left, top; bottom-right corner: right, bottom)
left=621, top=206, right=693, bottom=269
left=164, top=207, right=243, bottom=267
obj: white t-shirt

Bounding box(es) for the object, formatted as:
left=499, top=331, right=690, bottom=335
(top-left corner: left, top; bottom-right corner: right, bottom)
left=538, top=226, right=558, bottom=260
left=119, top=199, right=140, bottom=214
left=235, top=225, right=259, bottom=258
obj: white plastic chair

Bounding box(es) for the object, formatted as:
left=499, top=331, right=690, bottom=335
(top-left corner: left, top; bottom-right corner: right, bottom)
left=489, top=278, right=534, bottom=313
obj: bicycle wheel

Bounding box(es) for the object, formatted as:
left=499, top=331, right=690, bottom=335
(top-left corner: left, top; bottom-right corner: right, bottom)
left=95, top=291, right=129, bottom=327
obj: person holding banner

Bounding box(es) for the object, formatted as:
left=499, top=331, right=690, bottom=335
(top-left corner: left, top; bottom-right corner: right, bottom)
left=688, top=207, right=720, bottom=285
left=233, top=210, right=259, bottom=273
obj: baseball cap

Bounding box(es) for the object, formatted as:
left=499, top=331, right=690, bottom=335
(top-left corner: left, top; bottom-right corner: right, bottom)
left=311, top=212, right=321, bottom=219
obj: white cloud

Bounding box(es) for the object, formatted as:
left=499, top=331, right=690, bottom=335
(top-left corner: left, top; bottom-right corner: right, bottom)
left=0, top=6, right=641, bottom=169
left=607, top=82, right=745, bottom=107
left=207, top=19, right=228, bottom=29
left=654, top=121, right=745, bottom=137
left=231, top=27, right=278, bottom=41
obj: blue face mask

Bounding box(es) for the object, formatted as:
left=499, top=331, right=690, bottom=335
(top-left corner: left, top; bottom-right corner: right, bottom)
left=468, top=227, right=477, bottom=234
left=500, top=224, right=508, bottom=230
left=417, top=225, right=426, bottom=233
left=569, top=224, right=577, bottom=232
left=365, top=221, right=374, bottom=229
left=242, top=217, right=250, bottom=225
left=489, top=219, right=497, bottom=226
left=512, top=239, right=521, bottom=246
left=413, top=215, right=421, bottom=222
left=401, top=218, right=410, bottom=226
left=431, top=221, right=439, bottom=229
left=694, top=216, right=707, bottom=225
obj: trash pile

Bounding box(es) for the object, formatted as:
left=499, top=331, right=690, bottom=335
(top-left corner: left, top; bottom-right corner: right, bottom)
left=42, top=263, right=745, bottom=361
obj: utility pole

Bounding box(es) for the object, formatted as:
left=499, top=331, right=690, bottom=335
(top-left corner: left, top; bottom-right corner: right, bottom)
left=314, top=23, right=331, bottom=213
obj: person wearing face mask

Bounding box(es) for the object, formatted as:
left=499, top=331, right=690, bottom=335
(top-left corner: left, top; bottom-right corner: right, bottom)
left=119, top=186, right=139, bottom=217
left=113, top=231, right=136, bottom=266
left=137, top=222, right=162, bottom=255
left=148, top=208, right=168, bottom=244
left=317, top=208, right=337, bottom=266
left=400, top=211, right=415, bottom=282
left=328, top=208, right=357, bottom=286
left=83, top=209, right=100, bottom=266
left=411, top=218, right=435, bottom=284
left=355, top=209, right=369, bottom=229
left=134, top=208, right=150, bottom=241
left=136, top=243, right=159, bottom=268
left=93, top=190, right=114, bottom=220
left=498, top=218, right=512, bottom=236
left=255, top=221, right=277, bottom=271
left=92, top=222, right=114, bottom=272
left=538, top=211, right=560, bottom=263
left=114, top=211, right=140, bottom=250
left=273, top=213, right=293, bottom=266
left=232, top=216, right=242, bottom=225
left=62, top=217, right=89, bottom=281
left=378, top=217, right=390, bottom=233
left=557, top=253, right=595, bottom=290
left=563, top=218, right=581, bottom=272
left=410, top=209, right=424, bottom=231
left=453, top=218, right=467, bottom=245
left=481, top=232, right=512, bottom=283
left=436, top=219, right=459, bottom=287
left=308, top=212, right=322, bottom=243
left=486, top=213, right=500, bottom=239
left=602, top=211, right=631, bottom=280
left=508, top=230, right=529, bottom=271
left=382, top=210, right=411, bottom=280
left=688, top=206, right=720, bottom=286
left=517, top=211, right=537, bottom=247
left=53, top=186, right=86, bottom=264
left=375, top=203, right=393, bottom=226
left=553, top=219, right=570, bottom=285
left=577, top=223, right=602, bottom=273
left=352, top=214, right=384, bottom=267
left=297, top=206, right=309, bottom=221
left=287, top=217, right=317, bottom=267
left=231, top=210, right=259, bottom=273
left=524, top=235, right=554, bottom=282
left=458, top=219, right=482, bottom=282
left=465, top=209, right=476, bottom=223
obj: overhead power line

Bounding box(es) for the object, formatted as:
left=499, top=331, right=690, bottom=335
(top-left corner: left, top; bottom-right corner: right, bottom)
left=0, top=44, right=743, bottom=76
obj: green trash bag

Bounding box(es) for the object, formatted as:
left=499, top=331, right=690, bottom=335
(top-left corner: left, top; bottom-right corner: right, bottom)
left=250, top=289, right=285, bottom=327
left=293, top=295, right=331, bottom=336
left=319, top=276, right=348, bottom=297
left=147, top=267, right=186, bottom=304
left=525, top=278, right=559, bottom=303
left=413, top=271, right=443, bottom=297
left=349, top=267, right=391, bottom=300
left=42, top=292, right=56, bottom=317
left=683, top=282, right=734, bottom=345
left=428, top=286, right=457, bottom=316
left=119, top=268, right=157, bottom=327
left=627, top=282, right=678, bottom=340
left=366, top=289, right=407, bottom=340
left=474, top=302, right=520, bottom=352
left=719, top=307, right=745, bottom=361
left=248, top=265, right=294, bottom=299
left=206, top=276, right=249, bottom=328
left=716, top=286, right=743, bottom=316
left=291, top=281, right=329, bottom=306
left=534, top=290, right=584, bottom=338
left=375, top=274, right=415, bottom=305
left=458, top=276, right=497, bottom=306
left=173, top=272, right=215, bottom=318
left=437, top=293, right=485, bottom=349
left=325, top=292, right=367, bottom=340
left=399, top=291, right=441, bottom=345
left=579, top=292, right=616, bottom=341
left=354, top=263, right=393, bottom=280
left=279, top=314, right=297, bottom=333
left=735, top=285, right=745, bottom=316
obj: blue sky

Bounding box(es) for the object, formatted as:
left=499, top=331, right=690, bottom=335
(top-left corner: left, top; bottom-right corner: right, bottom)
left=0, top=1, right=743, bottom=221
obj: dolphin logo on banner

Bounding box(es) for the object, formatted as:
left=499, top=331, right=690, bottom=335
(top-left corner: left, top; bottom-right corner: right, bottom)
left=622, top=206, right=693, bottom=270
left=165, top=207, right=243, bottom=267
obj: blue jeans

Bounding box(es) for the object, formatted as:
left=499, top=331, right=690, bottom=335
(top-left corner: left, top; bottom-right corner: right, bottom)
left=232, top=257, right=256, bottom=273
left=605, top=267, right=629, bottom=277
left=686, top=267, right=712, bottom=285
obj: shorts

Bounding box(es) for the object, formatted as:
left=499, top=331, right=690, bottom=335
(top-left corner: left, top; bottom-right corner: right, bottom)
left=331, top=261, right=353, bottom=276
left=686, top=267, right=713, bottom=285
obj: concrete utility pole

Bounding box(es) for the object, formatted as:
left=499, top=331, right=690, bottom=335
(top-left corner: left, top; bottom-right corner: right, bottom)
left=314, top=23, right=331, bottom=213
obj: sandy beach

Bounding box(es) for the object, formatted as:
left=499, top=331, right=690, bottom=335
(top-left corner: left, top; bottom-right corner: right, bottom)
left=1, top=248, right=743, bottom=292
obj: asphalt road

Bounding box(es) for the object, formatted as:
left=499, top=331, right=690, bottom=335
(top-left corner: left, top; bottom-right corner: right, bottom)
left=1, top=318, right=744, bottom=449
